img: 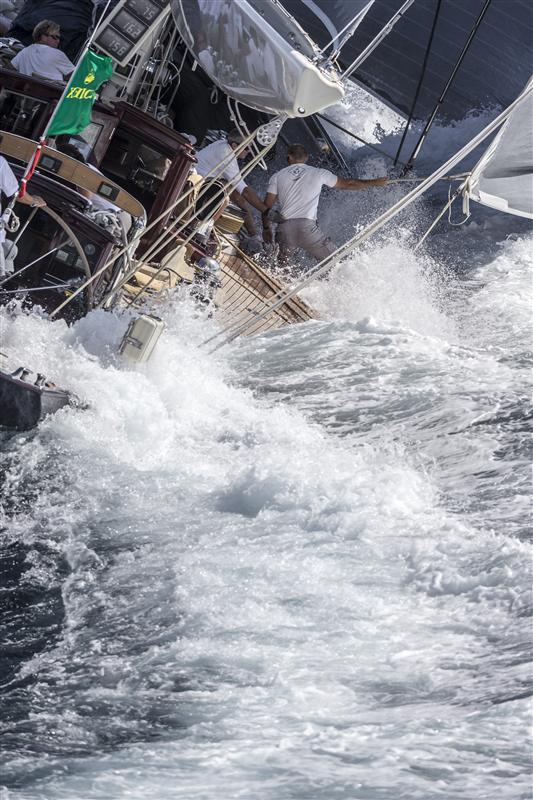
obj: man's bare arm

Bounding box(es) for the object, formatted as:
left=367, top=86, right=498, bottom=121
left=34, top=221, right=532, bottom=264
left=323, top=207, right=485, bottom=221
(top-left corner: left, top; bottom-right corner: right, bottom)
left=17, top=193, right=46, bottom=208
left=263, top=192, right=277, bottom=211
left=242, top=185, right=268, bottom=214
left=335, top=176, right=388, bottom=190
left=230, top=190, right=258, bottom=236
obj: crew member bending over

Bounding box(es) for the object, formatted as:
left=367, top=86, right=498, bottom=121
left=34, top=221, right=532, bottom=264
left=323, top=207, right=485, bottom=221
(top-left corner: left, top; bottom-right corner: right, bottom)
left=262, top=143, right=388, bottom=267
left=11, top=20, right=74, bottom=82
left=195, top=129, right=268, bottom=237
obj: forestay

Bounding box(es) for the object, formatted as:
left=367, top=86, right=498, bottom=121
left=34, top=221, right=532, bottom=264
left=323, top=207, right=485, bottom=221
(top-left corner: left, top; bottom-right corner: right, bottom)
left=467, top=78, right=533, bottom=220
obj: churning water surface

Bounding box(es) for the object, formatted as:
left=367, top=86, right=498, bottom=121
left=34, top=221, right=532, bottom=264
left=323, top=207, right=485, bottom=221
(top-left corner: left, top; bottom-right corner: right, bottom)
left=0, top=106, right=532, bottom=799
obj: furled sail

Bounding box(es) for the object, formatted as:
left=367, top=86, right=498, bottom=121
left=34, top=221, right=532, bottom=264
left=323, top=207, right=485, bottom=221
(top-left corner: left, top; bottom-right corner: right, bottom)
left=169, top=0, right=344, bottom=117
left=467, top=79, right=533, bottom=220
left=280, top=0, right=533, bottom=121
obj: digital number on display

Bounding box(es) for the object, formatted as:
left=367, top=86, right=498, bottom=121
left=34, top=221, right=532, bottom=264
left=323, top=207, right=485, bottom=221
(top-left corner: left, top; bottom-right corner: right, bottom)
left=125, top=0, right=163, bottom=24
left=94, top=0, right=168, bottom=64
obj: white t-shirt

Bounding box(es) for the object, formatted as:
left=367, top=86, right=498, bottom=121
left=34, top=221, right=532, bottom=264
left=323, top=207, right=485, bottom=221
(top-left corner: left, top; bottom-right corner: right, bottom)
left=0, top=156, right=19, bottom=244
left=267, top=163, right=337, bottom=221
left=12, top=43, right=74, bottom=82
left=195, top=139, right=247, bottom=195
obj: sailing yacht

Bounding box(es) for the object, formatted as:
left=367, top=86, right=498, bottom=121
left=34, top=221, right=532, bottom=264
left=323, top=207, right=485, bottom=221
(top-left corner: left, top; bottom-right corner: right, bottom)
left=0, top=0, right=531, bottom=428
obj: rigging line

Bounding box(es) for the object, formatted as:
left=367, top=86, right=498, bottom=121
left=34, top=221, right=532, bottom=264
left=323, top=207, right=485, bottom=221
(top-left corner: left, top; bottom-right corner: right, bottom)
left=110, top=127, right=263, bottom=269
left=317, top=2, right=373, bottom=57
left=50, top=125, right=264, bottom=317
left=388, top=172, right=469, bottom=182
left=11, top=207, right=37, bottom=246
left=215, top=230, right=311, bottom=323
left=108, top=134, right=280, bottom=309
left=316, top=114, right=406, bottom=165
left=132, top=13, right=174, bottom=107
left=330, top=6, right=375, bottom=62
left=304, top=117, right=348, bottom=173
left=204, top=85, right=531, bottom=350
left=118, top=55, right=138, bottom=100
left=341, top=0, right=416, bottom=80
left=402, top=0, right=493, bottom=173
left=394, top=0, right=443, bottom=166
left=413, top=180, right=468, bottom=251
left=0, top=283, right=76, bottom=295
left=100, top=226, right=135, bottom=307
left=163, top=47, right=188, bottom=109
left=448, top=181, right=471, bottom=227
left=118, top=134, right=278, bottom=306
left=227, top=97, right=267, bottom=171
left=102, top=131, right=282, bottom=305
left=0, top=243, right=65, bottom=288
left=106, top=172, right=256, bottom=304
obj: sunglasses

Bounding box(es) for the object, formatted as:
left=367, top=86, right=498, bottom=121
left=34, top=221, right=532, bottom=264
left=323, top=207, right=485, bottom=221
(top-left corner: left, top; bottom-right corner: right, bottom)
left=47, top=33, right=60, bottom=40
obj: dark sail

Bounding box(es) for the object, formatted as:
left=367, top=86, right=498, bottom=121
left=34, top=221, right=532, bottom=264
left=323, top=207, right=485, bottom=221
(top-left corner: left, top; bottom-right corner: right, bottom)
left=281, top=0, right=533, bottom=120
left=282, top=0, right=374, bottom=52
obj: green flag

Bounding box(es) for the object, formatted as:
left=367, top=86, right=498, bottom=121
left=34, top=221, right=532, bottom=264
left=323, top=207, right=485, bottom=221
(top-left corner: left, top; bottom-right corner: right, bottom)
left=48, top=49, right=113, bottom=137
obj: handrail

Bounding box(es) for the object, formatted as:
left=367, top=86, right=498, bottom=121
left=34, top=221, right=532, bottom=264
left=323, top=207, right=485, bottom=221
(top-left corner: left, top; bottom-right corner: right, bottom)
left=0, top=131, right=145, bottom=218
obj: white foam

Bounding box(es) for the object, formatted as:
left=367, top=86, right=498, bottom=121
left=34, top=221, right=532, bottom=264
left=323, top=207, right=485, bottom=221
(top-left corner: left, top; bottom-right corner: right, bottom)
left=1, top=98, right=531, bottom=800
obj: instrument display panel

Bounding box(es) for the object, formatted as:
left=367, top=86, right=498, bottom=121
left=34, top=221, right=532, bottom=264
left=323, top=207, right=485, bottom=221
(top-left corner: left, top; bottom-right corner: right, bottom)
left=93, top=0, right=169, bottom=66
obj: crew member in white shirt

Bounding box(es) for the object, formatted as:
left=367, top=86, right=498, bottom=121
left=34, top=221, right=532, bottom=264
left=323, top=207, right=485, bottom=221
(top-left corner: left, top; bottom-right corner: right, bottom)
left=11, top=19, right=74, bottom=82
left=262, top=143, right=388, bottom=267
left=0, top=155, right=46, bottom=276
left=195, top=129, right=268, bottom=237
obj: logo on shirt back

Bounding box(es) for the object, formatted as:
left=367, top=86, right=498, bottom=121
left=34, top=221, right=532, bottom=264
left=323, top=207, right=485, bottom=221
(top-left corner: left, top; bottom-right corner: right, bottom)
left=290, top=166, right=304, bottom=181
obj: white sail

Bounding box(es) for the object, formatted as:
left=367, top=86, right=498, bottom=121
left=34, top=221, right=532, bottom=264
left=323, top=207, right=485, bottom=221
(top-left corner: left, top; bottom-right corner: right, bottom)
left=467, top=78, right=533, bottom=220
left=169, top=0, right=344, bottom=117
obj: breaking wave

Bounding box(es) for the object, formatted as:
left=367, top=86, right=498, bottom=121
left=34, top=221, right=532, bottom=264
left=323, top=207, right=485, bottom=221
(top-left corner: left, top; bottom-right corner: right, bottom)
left=1, top=100, right=532, bottom=800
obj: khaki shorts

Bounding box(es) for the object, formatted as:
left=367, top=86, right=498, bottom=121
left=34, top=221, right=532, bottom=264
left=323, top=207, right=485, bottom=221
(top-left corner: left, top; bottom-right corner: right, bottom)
left=276, top=218, right=335, bottom=263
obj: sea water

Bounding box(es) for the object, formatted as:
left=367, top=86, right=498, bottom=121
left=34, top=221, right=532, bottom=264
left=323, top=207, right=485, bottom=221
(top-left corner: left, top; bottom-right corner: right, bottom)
left=0, top=100, right=531, bottom=799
